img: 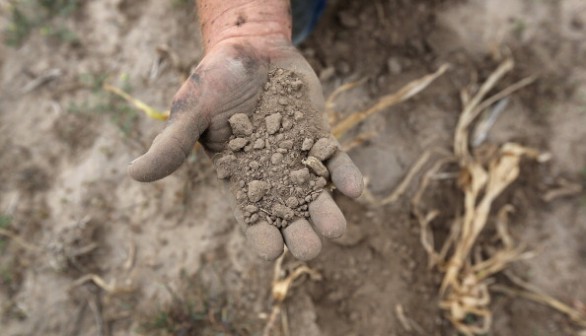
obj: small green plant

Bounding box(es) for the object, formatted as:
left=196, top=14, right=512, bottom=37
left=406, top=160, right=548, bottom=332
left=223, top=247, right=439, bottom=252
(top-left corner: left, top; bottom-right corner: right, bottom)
left=67, top=73, right=139, bottom=136
left=3, top=0, right=81, bottom=47
left=0, top=215, right=12, bottom=251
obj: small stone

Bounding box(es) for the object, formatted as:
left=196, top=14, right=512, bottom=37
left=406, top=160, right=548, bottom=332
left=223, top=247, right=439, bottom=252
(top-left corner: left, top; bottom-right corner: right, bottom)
left=278, top=97, right=288, bottom=105
left=305, top=195, right=312, bottom=203
left=315, top=177, right=327, bottom=188
left=253, top=138, right=265, bottom=149
left=215, top=155, right=235, bottom=179
left=277, top=148, right=287, bottom=154
left=275, top=218, right=282, bottom=228
left=304, top=156, right=329, bottom=178
left=250, top=214, right=259, bottom=223
left=304, top=211, right=310, bottom=218
left=279, top=140, right=294, bottom=149
left=271, top=153, right=284, bottom=164
left=249, top=161, right=260, bottom=169
left=285, top=197, right=299, bottom=208
left=309, top=180, right=316, bottom=187
left=300, top=204, right=308, bottom=211
left=301, top=138, right=314, bottom=151
left=244, top=205, right=258, bottom=213
left=239, top=180, right=245, bottom=188
left=265, top=113, right=282, bottom=135
left=276, top=134, right=284, bottom=141
left=293, top=111, right=304, bottom=121
left=312, top=193, right=319, bottom=200
left=228, top=137, right=248, bottom=151
left=264, top=83, right=271, bottom=91
left=387, top=57, right=402, bottom=75
left=309, top=138, right=337, bottom=161
left=282, top=119, right=293, bottom=131
left=248, top=180, right=269, bottom=202
left=272, top=204, right=294, bottom=220
left=290, top=168, right=310, bottom=185
left=228, top=113, right=253, bottom=136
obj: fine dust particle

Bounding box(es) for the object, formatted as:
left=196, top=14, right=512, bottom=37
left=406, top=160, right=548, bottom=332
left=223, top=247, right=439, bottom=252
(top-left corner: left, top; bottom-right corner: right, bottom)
left=217, top=67, right=334, bottom=228
left=309, top=138, right=337, bottom=161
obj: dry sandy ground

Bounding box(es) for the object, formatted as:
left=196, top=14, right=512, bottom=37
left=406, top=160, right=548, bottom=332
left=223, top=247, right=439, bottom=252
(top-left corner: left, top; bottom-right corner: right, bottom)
left=1, top=0, right=585, bottom=335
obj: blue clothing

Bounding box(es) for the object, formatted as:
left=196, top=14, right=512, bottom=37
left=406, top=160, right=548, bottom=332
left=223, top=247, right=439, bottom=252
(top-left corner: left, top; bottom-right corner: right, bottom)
left=291, top=0, right=326, bottom=45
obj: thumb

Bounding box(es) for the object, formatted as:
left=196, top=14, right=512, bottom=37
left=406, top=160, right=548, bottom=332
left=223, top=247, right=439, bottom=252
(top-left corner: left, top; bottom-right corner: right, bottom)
left=128, top=79, right=209, bottom=182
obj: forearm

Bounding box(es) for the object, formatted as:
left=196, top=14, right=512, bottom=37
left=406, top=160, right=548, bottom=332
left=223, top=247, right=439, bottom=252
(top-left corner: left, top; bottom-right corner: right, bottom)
left=197, top=0, right=292, bottom=51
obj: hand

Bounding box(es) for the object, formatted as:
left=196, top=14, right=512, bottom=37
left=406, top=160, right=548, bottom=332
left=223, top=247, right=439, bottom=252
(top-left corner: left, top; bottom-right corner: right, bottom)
left=128, top=31, right=363, bottom=262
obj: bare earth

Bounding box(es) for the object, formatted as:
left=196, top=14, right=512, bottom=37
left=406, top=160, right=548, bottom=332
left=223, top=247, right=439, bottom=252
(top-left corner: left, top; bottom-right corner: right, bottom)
left=1, top=0, right=585, bottom=335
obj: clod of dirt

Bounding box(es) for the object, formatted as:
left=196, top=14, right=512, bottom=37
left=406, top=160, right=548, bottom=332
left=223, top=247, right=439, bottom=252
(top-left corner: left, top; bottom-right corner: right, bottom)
left=309, top=138, right=337, bottom=161
left=214, top=68, right=335, bottom=228
left=228, top=113, right=253, bottom=136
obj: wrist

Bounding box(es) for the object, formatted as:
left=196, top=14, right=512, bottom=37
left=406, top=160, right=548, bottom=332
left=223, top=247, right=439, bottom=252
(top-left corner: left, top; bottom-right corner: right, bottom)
left=198, top=0, right=292, bottom=52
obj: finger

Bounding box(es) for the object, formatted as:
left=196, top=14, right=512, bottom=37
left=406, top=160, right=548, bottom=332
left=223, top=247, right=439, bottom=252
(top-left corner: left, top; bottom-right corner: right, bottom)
left=282, top=219, right=322, bottom=261
left=128, top=82, right=209, bottom=182
left=327, top=151, right=364, bottom=198
left=245, top=222, right=284, bottom=261
left=309, top=191, right=346, bottom=239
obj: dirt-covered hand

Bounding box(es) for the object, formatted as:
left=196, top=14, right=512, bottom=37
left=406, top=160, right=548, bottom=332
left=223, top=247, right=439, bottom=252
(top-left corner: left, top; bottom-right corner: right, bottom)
left=128, top=38, right=363, bottom=261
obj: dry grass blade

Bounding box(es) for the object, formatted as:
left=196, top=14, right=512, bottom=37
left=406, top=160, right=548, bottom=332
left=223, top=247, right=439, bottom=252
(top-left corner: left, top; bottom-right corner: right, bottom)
left=103, top=84, right=170, bottom=121
left=454, top=59, right=514, bottom=160
left=325, top=78, right=368, bottom=125
left=0, top=228, right=41, bottom=252
left=263, top=250, right=322, bottom=336
left=71, top=274, right=136, bottom=294
left=492, top=272, right=586, bottom=327
left=332, top=64, right=450, bottom=139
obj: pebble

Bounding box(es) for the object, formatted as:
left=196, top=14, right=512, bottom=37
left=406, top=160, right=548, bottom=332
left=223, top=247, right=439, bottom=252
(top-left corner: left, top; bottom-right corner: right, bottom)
left=271, top=153, right=284, bottom=164
left=301, top=138, right=314, bottom=151
left=279, top=140, right=294, bottom=149
left=304, top=156, right=329, bottom=178
left=228, top=113, right=253, bottom=136
left=249, top=161, right=260, bottom=169
left=293, top=111, right=304, bottom=121
left=282, top=119, right=293, bottom=131
left=253, top=138, right=265, bottom=149
left=265, top=113, right=282, bottom=135
left=228, top=137, right=248, bottom=151
left=285, top=196, right=299, bottom=208
left=244, top=205, right=258, bottom=213
left=250, top=214, right=259, bottom=223
left=290, top=168, right=310, bottom=185
left=215, top=155, right=235, bottom=179
left=309, top=138, right=337, bottom=161
left=277, top=148, right=287, bottom=154
left=278, top=97, right=288, bottom=105
left=247, top=180, right=269, bottom=202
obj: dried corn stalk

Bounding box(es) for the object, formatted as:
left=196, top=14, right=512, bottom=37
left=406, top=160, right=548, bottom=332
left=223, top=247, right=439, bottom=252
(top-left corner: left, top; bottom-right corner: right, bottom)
left=412, top=58, right=556, bottom=335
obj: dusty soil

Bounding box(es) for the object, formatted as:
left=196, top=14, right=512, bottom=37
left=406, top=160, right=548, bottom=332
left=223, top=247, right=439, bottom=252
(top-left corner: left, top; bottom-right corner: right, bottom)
left=217, top=68, right=333, bottom=228
left=1, top=0, right=585, bottom=336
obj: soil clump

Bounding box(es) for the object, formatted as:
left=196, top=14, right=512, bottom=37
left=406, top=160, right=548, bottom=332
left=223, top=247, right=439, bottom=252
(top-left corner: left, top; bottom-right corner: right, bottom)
left=214, top=68, right=336, bottom=229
